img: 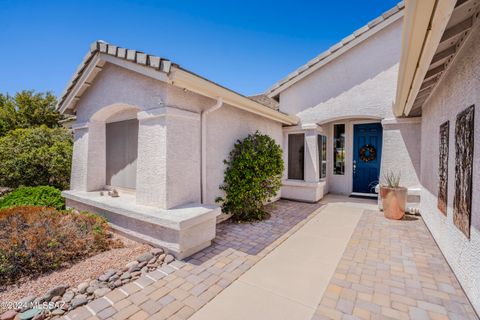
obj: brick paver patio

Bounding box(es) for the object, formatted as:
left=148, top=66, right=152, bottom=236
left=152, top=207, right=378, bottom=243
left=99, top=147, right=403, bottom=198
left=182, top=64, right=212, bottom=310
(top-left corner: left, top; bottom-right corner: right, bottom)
left=62, top=200, right=322, bottom=320
left=62, top=200, right=479, bottom=320
left=312, top=210, right=478, bottom=320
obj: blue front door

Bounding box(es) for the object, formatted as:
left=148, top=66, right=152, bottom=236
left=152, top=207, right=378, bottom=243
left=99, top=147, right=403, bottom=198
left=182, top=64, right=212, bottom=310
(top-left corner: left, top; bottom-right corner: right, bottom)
left=353, top=123, right=382, bottom=193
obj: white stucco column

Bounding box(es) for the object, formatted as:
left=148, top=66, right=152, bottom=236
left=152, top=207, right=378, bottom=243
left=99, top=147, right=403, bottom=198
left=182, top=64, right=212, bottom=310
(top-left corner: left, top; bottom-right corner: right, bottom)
left=302, top=123, right=320, bottom=183
left=86, top=120, right=106, bottom=191
left=136, top=106, right=201, bottom=209
left=70, top=120, right=106, bottom=191
left=70, top=122, right=89, bottom=191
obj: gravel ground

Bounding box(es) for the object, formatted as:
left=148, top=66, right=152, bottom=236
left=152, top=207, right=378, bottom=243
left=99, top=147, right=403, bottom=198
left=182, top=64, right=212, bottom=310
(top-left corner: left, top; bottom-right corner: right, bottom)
left=0, top=234, right=150, bottom=305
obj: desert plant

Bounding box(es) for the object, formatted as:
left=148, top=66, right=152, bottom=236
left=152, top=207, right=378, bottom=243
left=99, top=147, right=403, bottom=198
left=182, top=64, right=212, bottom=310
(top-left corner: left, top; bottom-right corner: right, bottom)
left=382, top=171, right=401, bottom=188
left=216, top=131, right=284, bottom=222
left=0, top=206, right=120, bottom=286
left=0, top=186, right=64, bottom=210
left=0, top=126, right=72, bottom=190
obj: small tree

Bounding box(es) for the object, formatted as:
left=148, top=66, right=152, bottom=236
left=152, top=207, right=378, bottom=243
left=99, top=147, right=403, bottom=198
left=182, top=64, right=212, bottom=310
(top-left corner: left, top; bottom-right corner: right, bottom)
left=0, top=91, right=62, bottom=137
left=0, top=126, right=73, bottom=190
left=216, top=131, right=284, bottom=222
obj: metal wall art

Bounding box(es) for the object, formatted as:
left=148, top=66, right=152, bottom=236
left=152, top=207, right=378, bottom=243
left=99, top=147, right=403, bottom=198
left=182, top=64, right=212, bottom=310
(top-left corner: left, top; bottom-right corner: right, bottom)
left=438, top=121, right=449, bottom=215
left=454, top=105, right=475, bottom=238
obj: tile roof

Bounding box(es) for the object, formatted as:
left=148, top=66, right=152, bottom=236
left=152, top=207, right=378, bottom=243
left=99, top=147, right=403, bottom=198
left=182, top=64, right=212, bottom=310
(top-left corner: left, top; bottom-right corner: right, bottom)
left=57, top=40, right=174, bottom=112
left=57, top=41, right=282, bottom=112
left=265, top=2, right=405, bottom=97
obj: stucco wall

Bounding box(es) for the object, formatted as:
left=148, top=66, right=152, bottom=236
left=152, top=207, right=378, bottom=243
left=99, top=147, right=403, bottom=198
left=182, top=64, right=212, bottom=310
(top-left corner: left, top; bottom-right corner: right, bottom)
left=75, top=63, right=214, bottom=123
left=70, top=62, right=283, bottom=208
left=420, top=23, right=480, bottom=313
left=278, top=18, right=402, bottom=123
left=275, top=18, right=420, bottom=197
left=381, top=119, right=421, bottom=189
left=204, top=104, right=283, bottom=205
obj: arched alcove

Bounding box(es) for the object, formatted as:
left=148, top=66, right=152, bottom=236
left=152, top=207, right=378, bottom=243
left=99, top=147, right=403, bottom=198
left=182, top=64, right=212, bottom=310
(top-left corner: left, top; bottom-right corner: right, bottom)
left=88, top=103, right=140, bottom=191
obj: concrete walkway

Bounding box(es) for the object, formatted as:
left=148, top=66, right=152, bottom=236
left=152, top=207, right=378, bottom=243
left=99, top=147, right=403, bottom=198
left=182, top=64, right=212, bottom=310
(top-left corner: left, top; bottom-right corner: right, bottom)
left=190, top=200, right=375, bottom=320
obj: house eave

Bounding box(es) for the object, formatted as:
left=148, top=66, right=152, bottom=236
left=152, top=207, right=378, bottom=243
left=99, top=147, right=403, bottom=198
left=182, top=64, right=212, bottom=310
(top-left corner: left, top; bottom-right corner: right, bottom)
left=394, top=0, right=479, bottom=117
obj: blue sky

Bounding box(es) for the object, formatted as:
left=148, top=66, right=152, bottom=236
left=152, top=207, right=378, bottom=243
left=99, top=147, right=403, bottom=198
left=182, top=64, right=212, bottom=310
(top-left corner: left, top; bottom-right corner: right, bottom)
left=0, top=0, right=399, bottom=97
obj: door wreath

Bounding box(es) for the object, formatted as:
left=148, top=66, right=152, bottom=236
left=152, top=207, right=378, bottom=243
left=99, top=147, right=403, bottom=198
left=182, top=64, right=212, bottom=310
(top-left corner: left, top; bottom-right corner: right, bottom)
left=359, top=144, right=376, bottom=162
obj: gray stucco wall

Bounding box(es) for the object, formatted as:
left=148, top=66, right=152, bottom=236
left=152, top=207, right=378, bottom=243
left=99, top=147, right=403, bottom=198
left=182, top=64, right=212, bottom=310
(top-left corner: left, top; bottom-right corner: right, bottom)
left=420, top=23, right=480, bottom=313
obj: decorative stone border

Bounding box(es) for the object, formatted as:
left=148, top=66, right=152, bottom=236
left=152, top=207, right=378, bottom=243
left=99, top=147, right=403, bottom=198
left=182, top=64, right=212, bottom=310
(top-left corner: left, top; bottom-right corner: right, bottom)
left=0, top=248, right=176, bottom=320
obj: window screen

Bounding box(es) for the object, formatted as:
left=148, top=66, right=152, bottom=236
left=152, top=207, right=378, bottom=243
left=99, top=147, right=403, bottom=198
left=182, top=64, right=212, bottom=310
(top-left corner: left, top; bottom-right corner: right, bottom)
left=333, top=124, right=345, bottom=175
left=288, top=134, right=305, bottom=180
left=106, top=119, right=139, bottom=189
left=318, top=135, right=327, bottom=179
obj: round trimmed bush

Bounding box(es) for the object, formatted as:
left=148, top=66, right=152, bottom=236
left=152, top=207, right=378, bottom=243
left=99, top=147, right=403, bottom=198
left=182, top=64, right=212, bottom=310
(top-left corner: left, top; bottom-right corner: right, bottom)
left=0, top=186, right=65, bottom=210
left=216, top=131, right=284, bottom=222
left=0, top=125, right=72, bottom=190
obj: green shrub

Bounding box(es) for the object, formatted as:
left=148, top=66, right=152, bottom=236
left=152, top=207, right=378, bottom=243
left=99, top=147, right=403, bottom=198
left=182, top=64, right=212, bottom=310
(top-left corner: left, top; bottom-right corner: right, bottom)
left=0, top=206, right=121, bottom=286
left=216, top=131, right=284, bottom=222
left=0, top=186, right=65, bottom=210
left=0, top=126, right=72, bottom=190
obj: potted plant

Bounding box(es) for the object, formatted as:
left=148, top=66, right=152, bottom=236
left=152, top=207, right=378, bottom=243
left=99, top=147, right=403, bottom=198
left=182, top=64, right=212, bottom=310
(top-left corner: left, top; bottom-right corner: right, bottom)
left=379, top=171, right=407, bottom=220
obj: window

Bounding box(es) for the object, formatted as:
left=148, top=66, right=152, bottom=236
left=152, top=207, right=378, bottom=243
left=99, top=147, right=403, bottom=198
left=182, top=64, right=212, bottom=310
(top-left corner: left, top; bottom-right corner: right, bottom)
left=288, top=134, right=304, bottom=180
left=318, top=135, right=327, bottom=179
left=333, top=124, right=345, bottom=175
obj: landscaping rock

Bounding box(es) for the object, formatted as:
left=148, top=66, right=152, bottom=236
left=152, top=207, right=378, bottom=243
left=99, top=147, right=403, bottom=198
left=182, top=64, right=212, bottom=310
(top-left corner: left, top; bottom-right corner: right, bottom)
left=77, top=282, right=89, bottom=294
left=94, top=288, right=111, bottom=298
left=17, top=296, right=36, bottom=312
left=86, top=286, right=96, bottom=294
left=157, top=253, right=166, bottom=263
left=165, top=254, right=175, bottom=264
left=148, top=256, right=158, bottom=264
left=131, top=271, right=141, bottom=277
left=62, top=291, right=75, bottom=303
left=32, top=313, right=45, bottom=320
left=120, top=272, right=131, bottom=280
left=44, top=285, right=67, bottom=301
left=128, top=265, right=141, bottom=273
left=70, top=296, right=88, bottom=309
left=151, top=247, right=163, bottom=256
left=20, top=308, right=41, bottom=320
left=51, top=309, right=65, bottom=316
left=98, top=269, right=116, bottom=282
left=136, top=252, right=153, bottom=263
left=0, top=310, right=17, bottom=320
left=51, top=296, right=61, bottom=303
left=125, top=261, right=138, bottom=269
left=109, top=274, right=119, bottom=282
left=114, top=280, right=123, bottom=287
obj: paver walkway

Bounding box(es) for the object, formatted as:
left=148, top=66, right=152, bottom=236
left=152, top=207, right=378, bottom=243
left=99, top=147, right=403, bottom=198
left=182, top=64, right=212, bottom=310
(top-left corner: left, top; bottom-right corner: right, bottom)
left=62, top=200, right=322, bottom=320
left=189, top=201, right=370, bottom=320
left=312, top=209, right=479, bottom=320
left=63, top=196, right=479, bottom=320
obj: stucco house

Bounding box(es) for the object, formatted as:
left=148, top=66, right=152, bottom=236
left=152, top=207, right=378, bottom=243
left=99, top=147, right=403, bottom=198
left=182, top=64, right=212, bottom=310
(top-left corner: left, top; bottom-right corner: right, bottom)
left=57, top=0, right=479, bottom=311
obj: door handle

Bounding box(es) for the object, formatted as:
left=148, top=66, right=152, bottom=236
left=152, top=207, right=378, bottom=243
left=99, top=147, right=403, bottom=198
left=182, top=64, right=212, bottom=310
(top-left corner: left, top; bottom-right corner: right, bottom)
left=353, top=160, right=357, bottom=176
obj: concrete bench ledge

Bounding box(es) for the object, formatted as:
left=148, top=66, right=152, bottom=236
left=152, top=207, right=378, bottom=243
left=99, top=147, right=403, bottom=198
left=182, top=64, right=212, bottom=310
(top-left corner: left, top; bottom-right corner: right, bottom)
left=62, top=190, right=221, bottom=259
